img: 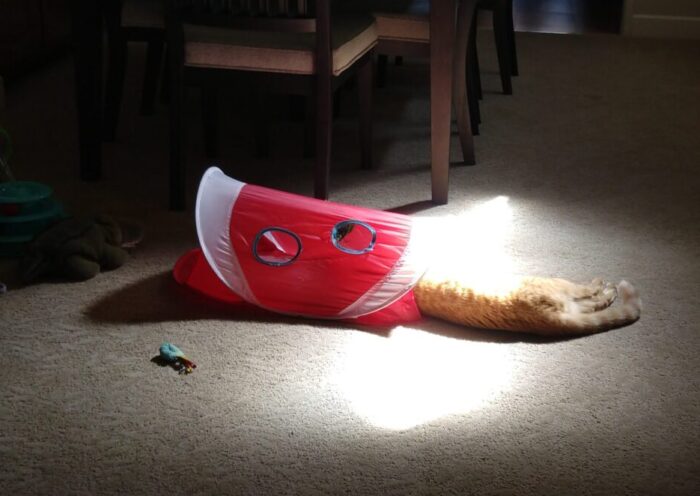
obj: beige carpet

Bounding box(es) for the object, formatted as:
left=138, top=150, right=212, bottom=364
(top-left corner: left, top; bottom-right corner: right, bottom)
left=1, top=31, right=699, bottom=495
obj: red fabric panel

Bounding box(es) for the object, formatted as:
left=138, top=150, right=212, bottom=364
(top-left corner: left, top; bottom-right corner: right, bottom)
left=173, top=247, right=423, bottom=326
left=229, top=184, right=414, bottom=317
left=350, top=291, right=422, bottom=327
left=173, top=248, right=243, bottom=304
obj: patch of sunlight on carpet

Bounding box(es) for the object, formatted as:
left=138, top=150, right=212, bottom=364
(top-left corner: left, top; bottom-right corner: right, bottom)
left=331, top=327, right=515, bottom=430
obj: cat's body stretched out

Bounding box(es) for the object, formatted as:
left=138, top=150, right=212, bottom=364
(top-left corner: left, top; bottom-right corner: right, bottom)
left=413, top=274, right=641, bottom=336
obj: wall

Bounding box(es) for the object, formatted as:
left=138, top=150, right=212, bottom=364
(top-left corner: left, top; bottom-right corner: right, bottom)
left=623, top=0, right=700, bottom=39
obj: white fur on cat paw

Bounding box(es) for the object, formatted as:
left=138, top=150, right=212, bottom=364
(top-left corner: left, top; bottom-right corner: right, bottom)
left=618, top=280, right=642, bottom=311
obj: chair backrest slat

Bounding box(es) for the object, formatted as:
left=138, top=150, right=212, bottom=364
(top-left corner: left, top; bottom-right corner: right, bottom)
left=170, top=0, right=312, bottom=17
left=168, top=0, right=318, bottom=32
left=166, top=0, right=334, bottom=80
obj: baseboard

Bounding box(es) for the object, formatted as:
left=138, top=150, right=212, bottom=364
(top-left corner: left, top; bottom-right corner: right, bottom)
left=624, top=14, right=700, bottom=39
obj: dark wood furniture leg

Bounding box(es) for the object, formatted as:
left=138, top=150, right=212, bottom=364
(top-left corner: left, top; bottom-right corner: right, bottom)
left=254, top=90, right=269, bottom=158
left=141, top=38, right=165, bottom=114
left=70, top=0, right=106, bottom=180
left=506, top=0, right=518, bottom=75
left=471, top=11, right=483, bottom=100
left=430, top=0, right=452, bottom=204
left=466, top=36, right=480, bottom=134
left=303, top=96, right=316, bottom=158
left=430, top=0, right=468, bottom=204
left=494, top=0, right=513, bottom=94
left=467, top=7, right=482, bottom=133
left=453, top=0, right=476, bottom=162
left=314, top=0, right=332, bottom=200
left=160, top=46, right=171, bottom=104
left=314, top=85, right=332, bottom=200
left=376, top=54, right=388, bottom=88
left=103, top=0, right=125, bottom=142
left=357, top=56, right=373, bottom=170
left=168, top=20, right=186, bottom=210
left=202, top=87, right=219, bottom=158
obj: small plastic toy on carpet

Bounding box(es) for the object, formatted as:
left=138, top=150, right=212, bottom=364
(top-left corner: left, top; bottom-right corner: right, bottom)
left=159, top=342, right=197, bottom=374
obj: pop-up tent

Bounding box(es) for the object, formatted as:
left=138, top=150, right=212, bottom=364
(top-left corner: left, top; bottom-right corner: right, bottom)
left=174, top=167, right=430, bottom=326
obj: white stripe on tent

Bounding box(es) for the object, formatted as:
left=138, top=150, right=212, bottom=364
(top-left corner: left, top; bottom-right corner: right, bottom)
left=335, top=218, right=431, bottom=319
left=195, top=166, right=259, bottom=305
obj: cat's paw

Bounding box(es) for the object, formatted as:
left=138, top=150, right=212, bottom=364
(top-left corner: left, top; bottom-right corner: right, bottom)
left=574, top=279, right=617, bottom=312
left=618, top=280, right=642, bottom=312
left=602, top=281, right=617, bottom=301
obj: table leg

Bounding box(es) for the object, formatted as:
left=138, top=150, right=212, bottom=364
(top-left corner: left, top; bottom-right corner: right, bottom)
left=70, top=0, right=104, bottom=180
left=430, top=0, right=457, bottom=205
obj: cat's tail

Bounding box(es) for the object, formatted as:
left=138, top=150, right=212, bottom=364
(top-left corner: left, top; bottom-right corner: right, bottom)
left=560, top=280, right=642, bottom=334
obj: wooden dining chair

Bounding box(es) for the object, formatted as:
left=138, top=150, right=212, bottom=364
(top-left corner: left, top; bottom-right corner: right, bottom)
left=104, top=0, right=166, bottom=142
left=165, top=0, right=378, bottom=210
left=355, top=0, right=518, bottom=133
left=337, top=0, right=477, bottom=161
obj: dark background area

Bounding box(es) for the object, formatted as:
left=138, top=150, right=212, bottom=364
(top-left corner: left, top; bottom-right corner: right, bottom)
left=0, top=0, right=625, bottom=83
left=0, top=0, right=71, bottom=80
left=512, top=0, right=624, bottom=34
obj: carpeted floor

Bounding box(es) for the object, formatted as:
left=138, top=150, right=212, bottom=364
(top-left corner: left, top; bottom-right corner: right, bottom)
left=1, top=31, right=699, bottom=495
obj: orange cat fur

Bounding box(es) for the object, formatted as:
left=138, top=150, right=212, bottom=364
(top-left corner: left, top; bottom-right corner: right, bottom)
left=413, top=275, right=641, bottom=336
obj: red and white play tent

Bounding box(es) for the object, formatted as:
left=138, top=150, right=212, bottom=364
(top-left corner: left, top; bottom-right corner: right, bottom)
left=174, top=167, right=430, bottom=326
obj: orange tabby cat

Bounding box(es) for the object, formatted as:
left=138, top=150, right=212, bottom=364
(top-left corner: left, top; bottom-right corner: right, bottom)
left=413, top=275, right=641, bottom=336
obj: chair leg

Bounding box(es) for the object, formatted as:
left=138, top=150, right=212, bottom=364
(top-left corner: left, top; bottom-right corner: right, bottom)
left=254, top=91, right=269, bottom=158
left=333, top=91, right=342, bottom=119
left=289, top=94, right=305, bottom=121
left=303, top=96, right=315, bottom=158
left=141, top=38, right=165, bottom=115
left=103, top=29, right=127, bottom=142
left=376, top=54, right=388, bottom=88
left=466, top=61, right=480, bottom=135
left=160, top=46, right=170, bottom=104
left=169, top=60, right=186, bottom=210
left=201, top=87, right=218, bottom=158
left=493, top=1, right=513, bottom=95
left=467, top=49, right=481, bottom=125
left=466, top=15, right=481, bottom=133
left=454, top=0, right=476, bottom=165
left=469, top=11, right=483, bottom=101
left=357, top=56, right=373, bottom=170
left=506, top=0, right=518, bottom=76
left=315, top=84, right=333, bottom=200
